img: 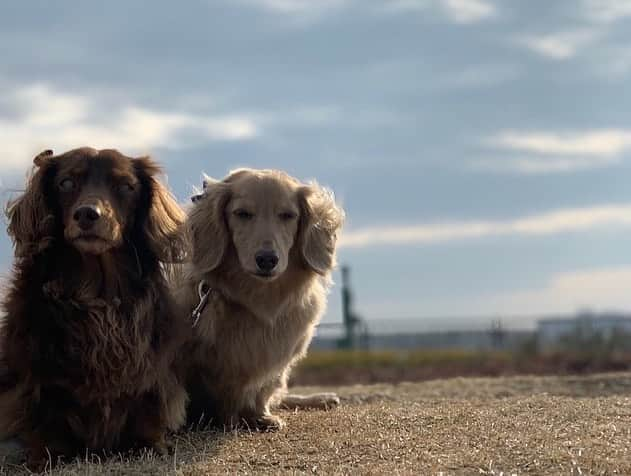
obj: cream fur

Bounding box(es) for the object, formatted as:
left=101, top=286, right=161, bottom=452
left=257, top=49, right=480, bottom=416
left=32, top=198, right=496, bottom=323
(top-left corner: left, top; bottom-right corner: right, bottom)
left=178, top=168, right=344, bottom=430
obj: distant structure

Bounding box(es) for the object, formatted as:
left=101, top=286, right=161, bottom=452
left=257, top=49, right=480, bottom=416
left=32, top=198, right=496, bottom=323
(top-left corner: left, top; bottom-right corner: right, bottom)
left=537, top=311, right=631, bottom=347
left=490, top=319, right=506, bottom=349
left=338, top=265, right=367, bottom=349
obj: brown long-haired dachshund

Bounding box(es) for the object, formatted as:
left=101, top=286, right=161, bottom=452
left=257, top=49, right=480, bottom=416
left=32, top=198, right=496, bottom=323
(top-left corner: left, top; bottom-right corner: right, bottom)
left=0, top=148, right=188, bottom=470
left=177, top=168, right=344, bottom=430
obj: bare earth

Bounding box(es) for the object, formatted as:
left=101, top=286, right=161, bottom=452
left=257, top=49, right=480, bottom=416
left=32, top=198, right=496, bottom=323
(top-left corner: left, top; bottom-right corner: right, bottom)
left=1, top=372, right=631, bottom=475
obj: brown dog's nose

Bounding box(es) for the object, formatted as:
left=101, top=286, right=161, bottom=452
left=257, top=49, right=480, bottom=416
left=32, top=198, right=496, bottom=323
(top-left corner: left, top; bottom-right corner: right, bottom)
left=73, top=205, right=102, bottom=230
left=255, top=250, right=279, bottom=273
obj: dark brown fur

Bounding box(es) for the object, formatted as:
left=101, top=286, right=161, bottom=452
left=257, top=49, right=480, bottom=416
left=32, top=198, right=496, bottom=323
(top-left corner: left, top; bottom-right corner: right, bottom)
left=0, top=148, right=188, bottom=470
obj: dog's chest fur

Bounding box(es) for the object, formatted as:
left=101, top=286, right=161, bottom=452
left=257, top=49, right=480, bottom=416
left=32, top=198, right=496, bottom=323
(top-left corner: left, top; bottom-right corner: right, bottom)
left=193, top=277, right=325, bottom=389
left=39, top=286, right=155, bottom=397
left=9, top=249, right=161, bottom=400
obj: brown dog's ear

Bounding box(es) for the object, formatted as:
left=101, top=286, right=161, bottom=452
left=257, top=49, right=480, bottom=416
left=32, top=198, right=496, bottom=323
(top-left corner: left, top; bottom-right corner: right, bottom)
left=32, top=149, right=54, bottom=167
left=6, top=150, right=57, bottom=257
left=298, top=182, right=344, bottom=275
left=133, top=156, right=186, bottom=263
left=188, top=180, right=231, bottom=273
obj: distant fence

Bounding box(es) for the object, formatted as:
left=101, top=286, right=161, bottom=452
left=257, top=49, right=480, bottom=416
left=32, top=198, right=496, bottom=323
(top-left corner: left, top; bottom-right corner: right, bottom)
left=312, top=329, right=533, bottom=351
left=312, top=313, right=631, bottom=352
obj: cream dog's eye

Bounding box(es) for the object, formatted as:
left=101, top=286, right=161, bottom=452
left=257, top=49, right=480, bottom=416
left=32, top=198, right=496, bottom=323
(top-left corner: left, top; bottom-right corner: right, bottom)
left=234, top=209, right=254, bottom=220
left=279, top=211, right=297, bottom=221
left=59, top=178, right=75, bottom=192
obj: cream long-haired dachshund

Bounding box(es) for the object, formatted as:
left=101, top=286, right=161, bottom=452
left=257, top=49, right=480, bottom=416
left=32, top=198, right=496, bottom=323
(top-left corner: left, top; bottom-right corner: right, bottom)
left=178, top=168, right=344, bottom=430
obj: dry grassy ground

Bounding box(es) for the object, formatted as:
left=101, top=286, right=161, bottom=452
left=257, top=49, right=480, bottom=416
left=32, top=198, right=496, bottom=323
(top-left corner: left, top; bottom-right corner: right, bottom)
left=1, top=372, right=630, bottom=475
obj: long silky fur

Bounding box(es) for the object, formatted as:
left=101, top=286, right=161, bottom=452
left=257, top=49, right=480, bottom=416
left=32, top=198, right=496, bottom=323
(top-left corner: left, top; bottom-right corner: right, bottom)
left=0, top=149, right=189, bottom=460
left=177, top=169, right=344, bottom=428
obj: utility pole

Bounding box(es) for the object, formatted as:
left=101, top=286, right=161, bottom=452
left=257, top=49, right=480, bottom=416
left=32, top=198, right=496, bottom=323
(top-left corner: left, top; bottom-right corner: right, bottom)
left=341, top=266, right=352, bottom=348
left=490, top=319, right=505, bottom=349
left=340, top=265, right=364, bottom=349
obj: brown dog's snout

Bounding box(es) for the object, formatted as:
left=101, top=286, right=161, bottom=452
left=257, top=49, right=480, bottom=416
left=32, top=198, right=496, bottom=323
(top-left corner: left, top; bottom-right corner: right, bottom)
left=255, top=250, right=279, bottom=273
left=73, top=205, right=102, bottom=231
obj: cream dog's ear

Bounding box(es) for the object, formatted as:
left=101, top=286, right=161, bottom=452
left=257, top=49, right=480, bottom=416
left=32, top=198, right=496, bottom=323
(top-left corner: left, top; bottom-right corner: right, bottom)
left=298, top=182, right=345, bottom=275
left=202, top=175, right=220, bottom=189
left=188, top=179, right=232, bottom=273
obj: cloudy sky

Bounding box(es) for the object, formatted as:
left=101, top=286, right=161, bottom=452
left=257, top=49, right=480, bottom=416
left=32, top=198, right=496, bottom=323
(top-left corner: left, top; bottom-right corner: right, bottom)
left=2, top=0, right=631, bottom=331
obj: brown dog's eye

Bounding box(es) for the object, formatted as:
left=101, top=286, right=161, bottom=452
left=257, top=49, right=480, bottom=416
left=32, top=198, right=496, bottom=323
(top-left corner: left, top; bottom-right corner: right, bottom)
left=279, top=211, right=297, bottom=221
left=234, top=209, right=254, bottom=220
left=59, top=178, right=75, bottom=192
left=119, top=183, right=135, bottom=194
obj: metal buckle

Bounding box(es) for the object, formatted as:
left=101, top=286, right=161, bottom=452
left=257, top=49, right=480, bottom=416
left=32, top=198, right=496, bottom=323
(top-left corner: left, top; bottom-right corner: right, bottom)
left=191, top=280, right=211, bottom=328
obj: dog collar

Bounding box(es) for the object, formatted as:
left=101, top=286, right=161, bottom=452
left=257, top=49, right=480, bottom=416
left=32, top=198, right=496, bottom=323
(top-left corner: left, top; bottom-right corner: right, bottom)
left=191, top=280, right=212, bottom=327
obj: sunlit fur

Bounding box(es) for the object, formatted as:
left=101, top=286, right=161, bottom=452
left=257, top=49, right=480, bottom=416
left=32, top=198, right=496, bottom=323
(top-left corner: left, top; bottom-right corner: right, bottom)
left=177, top=168, right=344, bottom=430
left=0, top=148, right=188, bottom=469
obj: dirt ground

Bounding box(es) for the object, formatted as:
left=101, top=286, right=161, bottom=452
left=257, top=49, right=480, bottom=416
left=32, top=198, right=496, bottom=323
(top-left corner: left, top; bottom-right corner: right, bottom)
left=1, top=372, right=630, bottom=475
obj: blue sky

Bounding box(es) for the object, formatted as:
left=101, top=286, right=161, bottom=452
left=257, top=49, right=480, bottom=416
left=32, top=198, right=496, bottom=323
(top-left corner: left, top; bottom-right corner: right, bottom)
left=2, top=0, right=631, bottom=330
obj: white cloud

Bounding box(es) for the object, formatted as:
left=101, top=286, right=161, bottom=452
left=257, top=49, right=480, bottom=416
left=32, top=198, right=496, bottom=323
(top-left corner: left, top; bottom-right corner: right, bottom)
left=517, top=29, right=599, bottom=60
left=0, top=83, right=258, bottom=173
left=237, top=0, right=349, bottom=13
left=489, top=129, right=631, bottom=157
left=480, top=266, right=631, bottom=316
left=473, top=155, right=618, bottom=174
left=340, top=203, right=631, bottom=248
left=583, top=0, right=631, bottom=23
left=478, top=129, right=631, bottom=174
left=381, top=0, right=496, bottom=23
left=233, top=0, right=351, bottom=24
left=441, top=0, right=496, bottom=23
left=515, top=2, right=631, bottom=64
left=242, top=0, right=498, bottom=25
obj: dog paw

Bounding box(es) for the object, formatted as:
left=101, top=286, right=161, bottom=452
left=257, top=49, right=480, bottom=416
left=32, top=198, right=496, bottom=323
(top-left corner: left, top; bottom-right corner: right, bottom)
left=24, top=442, right=55, bottom=473
left=132, top=433, right=172, bottom=457
left=25, top=453, right=51, bottom=474
left=240, top=414, right=285, bottom=432
left=257, top=414, right=285, bottom=431
left=141, top=435, right=172, bottom=457
left=151, top=440, right=171, bottom=456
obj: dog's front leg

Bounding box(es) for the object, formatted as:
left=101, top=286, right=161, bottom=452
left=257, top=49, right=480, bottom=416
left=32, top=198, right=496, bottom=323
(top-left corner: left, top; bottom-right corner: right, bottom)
left=23, top=430, right=51, bottom=473
left=23, top=428, right=74, bottom=473
left=127, top=392, right=170, bottom=455
left=241, top=377, right=286, bottom=431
